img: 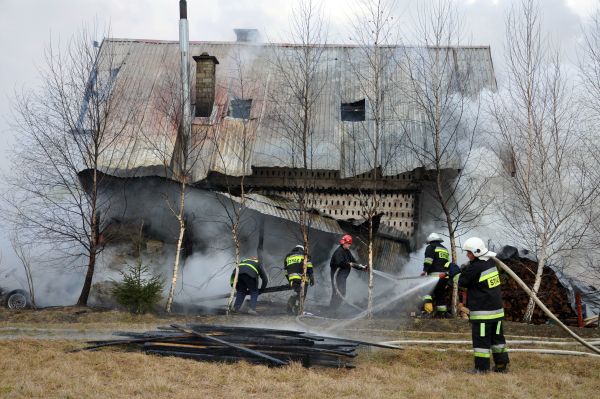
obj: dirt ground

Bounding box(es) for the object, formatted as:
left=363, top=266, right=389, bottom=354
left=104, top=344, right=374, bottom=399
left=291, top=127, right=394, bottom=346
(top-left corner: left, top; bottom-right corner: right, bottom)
left=0, top=307, right=599, bottom=398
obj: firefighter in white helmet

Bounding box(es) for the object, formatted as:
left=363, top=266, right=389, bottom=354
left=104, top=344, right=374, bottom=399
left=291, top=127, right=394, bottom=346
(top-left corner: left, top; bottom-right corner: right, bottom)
left=420, top=232, right=451, bottom=317
left=456, top=237, right=509, bottom=373
left=284, top=244, right=314, bottom=315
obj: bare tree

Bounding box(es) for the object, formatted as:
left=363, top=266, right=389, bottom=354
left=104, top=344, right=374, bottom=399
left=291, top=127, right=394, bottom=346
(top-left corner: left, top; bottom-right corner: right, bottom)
left=573, top=6, right=600, bottom=309
left=579, top=7, right=600, bottom=126
left=209, top=48, right=262, bottom=312
left=399, top=0, right=492, bottom=315
left=4, top=27, right=142, bottom=306
left=145, top=55, right=213, bottom=313
left=490, top=0, right=599, bottom=323
left=268, top=0, right=328, bottom=314
left=10, top=235, right=36, bottom=309
left=344, top=0, right=401, bottom=317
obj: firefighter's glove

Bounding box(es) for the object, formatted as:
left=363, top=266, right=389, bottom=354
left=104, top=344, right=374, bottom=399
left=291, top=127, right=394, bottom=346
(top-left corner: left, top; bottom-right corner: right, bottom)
left=352, top=263, right=367, bottom=271
left=424, top=303, right=433, bottom=313
left=420, top=271, right=426, bottom=277
left=309, top=274, right=315, bottom=286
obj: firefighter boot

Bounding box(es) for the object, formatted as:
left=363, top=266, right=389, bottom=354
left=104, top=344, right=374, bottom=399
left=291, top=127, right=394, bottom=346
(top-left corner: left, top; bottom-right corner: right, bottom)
left=465, top=368, right=489, bottom=374
left=493, top=363, right=509, bottom=373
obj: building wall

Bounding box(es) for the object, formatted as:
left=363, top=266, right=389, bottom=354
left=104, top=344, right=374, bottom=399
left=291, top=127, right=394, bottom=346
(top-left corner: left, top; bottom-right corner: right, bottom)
left=270, top=191, right=416, bottom=238
left=205, top=166, right=423, bottom=241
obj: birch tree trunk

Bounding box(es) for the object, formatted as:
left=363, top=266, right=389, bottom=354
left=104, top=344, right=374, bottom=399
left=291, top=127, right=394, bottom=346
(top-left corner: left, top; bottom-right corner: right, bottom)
left=165, top=180, right=186, bottom=313
left=524, top=256, right=546, bottom=323
left=367, top=216, right=374, bottom=318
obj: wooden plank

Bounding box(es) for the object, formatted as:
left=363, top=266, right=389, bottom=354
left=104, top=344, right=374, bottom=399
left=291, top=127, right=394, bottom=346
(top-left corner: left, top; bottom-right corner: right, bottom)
left=71, top=334, right=193, bottom=352
left=171, top=324, right=288, bottom=366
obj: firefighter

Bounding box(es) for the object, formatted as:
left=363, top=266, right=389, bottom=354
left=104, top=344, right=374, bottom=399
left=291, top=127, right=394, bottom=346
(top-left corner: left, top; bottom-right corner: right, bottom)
left=329, top=234, right=367, bottom=311
left=230, top=256, right=269, bottom=315
left=455, top=237, right=509, bottom=373
left=284, top=245, right=314, bottom=315
left=421, top=232, right=451, bottom=318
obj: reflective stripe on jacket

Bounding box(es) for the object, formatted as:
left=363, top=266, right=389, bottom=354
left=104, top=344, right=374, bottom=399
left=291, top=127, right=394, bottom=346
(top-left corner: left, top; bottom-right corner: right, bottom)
left=423, top=243, right=450, bottom=274
left=458, top=258, right=504, bottom=321
left=230, top=257, right=269, bottom=289
left=284, top=248, right=313, bottom=282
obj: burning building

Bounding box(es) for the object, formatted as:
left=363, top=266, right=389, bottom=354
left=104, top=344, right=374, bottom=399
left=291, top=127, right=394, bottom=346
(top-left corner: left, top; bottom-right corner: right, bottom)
left=84, top=27, right=496, bottom=264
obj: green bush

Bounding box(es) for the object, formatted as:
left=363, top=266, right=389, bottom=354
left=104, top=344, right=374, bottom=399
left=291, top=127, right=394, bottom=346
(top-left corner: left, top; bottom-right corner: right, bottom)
left=112, top=259, right=164, bottom=314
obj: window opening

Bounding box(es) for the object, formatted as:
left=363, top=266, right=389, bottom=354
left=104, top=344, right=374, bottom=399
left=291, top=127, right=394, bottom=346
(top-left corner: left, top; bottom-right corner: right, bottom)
left=228, top=98, right=252, bottom=119
left=341, top=99, right=365, bottom=122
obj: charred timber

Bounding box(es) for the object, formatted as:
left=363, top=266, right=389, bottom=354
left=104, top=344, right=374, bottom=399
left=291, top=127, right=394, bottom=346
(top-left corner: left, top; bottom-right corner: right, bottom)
left=77, top=323, right=397, bottom=368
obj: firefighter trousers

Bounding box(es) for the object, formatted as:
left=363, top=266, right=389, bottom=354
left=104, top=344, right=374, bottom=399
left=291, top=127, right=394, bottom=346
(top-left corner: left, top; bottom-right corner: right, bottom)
left=471, top=320, right=510, bottom=371
left=287, top=280, right=308, bottom=314
left=329, top=267, right=350, bottom=310
left=233, top=274, right=259, bottom=311
left=422, top=278, right=448, bottom=314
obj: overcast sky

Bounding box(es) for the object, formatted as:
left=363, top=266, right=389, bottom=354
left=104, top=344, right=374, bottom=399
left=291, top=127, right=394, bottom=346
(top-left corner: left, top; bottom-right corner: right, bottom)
left=0, top=0, right=598, bottom=271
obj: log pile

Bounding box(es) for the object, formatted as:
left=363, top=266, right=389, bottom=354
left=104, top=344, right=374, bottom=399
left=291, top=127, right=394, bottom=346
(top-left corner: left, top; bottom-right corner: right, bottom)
left=499, top=257, right=578, bottom=324
left=79, top=323, right=399, bottom=368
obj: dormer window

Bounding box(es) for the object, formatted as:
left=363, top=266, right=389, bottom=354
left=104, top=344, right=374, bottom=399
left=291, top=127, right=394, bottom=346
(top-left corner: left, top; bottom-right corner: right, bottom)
left=229, top=98, right=252, bottom=119
left=341, top=99, right=365, bottom=122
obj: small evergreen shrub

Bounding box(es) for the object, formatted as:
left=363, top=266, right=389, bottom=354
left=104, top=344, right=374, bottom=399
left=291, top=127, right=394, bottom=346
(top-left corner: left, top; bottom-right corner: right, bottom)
left=113, top=259, right=164, bottom=314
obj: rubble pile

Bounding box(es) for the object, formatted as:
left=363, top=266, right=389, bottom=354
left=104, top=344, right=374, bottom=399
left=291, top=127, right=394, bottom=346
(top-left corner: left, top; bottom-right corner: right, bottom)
left=80, top=323, right=399, bottom=368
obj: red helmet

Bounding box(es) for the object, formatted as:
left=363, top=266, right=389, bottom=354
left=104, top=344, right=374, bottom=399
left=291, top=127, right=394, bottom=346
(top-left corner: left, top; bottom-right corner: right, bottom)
left=340, top=234, right=353, bottom=245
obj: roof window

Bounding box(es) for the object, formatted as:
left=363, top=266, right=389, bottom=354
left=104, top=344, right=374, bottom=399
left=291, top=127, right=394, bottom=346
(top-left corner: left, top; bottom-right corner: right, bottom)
left=341, top=99, right=365, bottom=122
left=228, top=98, right=252, bottom=119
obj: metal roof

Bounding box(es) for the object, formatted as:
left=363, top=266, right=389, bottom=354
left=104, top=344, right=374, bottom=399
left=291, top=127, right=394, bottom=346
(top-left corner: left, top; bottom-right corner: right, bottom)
left=218, top=192, right=345, bottom=235
left=96, top=38, right=496, bottom=181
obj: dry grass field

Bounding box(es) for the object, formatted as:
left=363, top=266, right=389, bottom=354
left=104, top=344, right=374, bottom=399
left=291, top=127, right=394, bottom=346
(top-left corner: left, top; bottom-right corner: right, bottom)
left=0, top=308, right=599, bottom=399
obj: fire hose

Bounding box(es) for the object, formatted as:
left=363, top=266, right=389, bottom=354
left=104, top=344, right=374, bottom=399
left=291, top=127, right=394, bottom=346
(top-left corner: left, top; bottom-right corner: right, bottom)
left=492, top=256, right=600, bottom=355
left=332, top=268, right=366, bottom=312
left=331, top=268, right=441, bottom=315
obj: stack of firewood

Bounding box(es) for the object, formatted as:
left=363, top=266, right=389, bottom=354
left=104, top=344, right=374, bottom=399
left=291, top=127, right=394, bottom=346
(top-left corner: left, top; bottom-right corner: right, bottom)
left=499, top=258, right=577, bottom=324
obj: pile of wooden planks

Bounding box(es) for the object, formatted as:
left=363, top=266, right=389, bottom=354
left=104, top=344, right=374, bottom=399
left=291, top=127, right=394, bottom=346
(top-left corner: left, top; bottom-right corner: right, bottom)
left=79, top=323, right=399, bottom=368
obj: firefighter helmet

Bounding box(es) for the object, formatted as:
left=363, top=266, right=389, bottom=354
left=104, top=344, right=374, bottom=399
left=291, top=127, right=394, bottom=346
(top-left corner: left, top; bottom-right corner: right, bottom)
left=339, top=234, right=353, bottom=245
left=295, top=245, right=304, bottom=251
left=426, top=232, right=443, bottom=243
left=462, top=237, right=496, bottom=258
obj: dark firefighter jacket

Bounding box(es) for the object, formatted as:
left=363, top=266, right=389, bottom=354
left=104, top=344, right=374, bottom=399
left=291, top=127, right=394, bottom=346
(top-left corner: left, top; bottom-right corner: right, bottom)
left=330, top=245, right=356, bottom=271
left=230, top=257, right=269, bottom=290
left=423, top=242, right=450, bottom=275
left=284, top=247, right=313, bottom=282
left=457, top=257, right=504, bottom=321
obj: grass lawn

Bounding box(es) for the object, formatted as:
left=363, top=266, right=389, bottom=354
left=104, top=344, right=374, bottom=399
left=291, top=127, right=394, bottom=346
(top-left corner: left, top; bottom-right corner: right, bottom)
left=0, top=308, right=598, bottom=398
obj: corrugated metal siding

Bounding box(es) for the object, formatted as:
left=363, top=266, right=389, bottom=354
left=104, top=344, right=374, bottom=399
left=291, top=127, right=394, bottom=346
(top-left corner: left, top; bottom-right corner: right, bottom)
left=97, top=39, right=496, bottom=180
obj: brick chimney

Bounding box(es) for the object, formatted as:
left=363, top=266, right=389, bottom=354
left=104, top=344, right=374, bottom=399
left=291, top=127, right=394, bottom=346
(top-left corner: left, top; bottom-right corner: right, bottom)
left=193, top=52, right=219, bottom=117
